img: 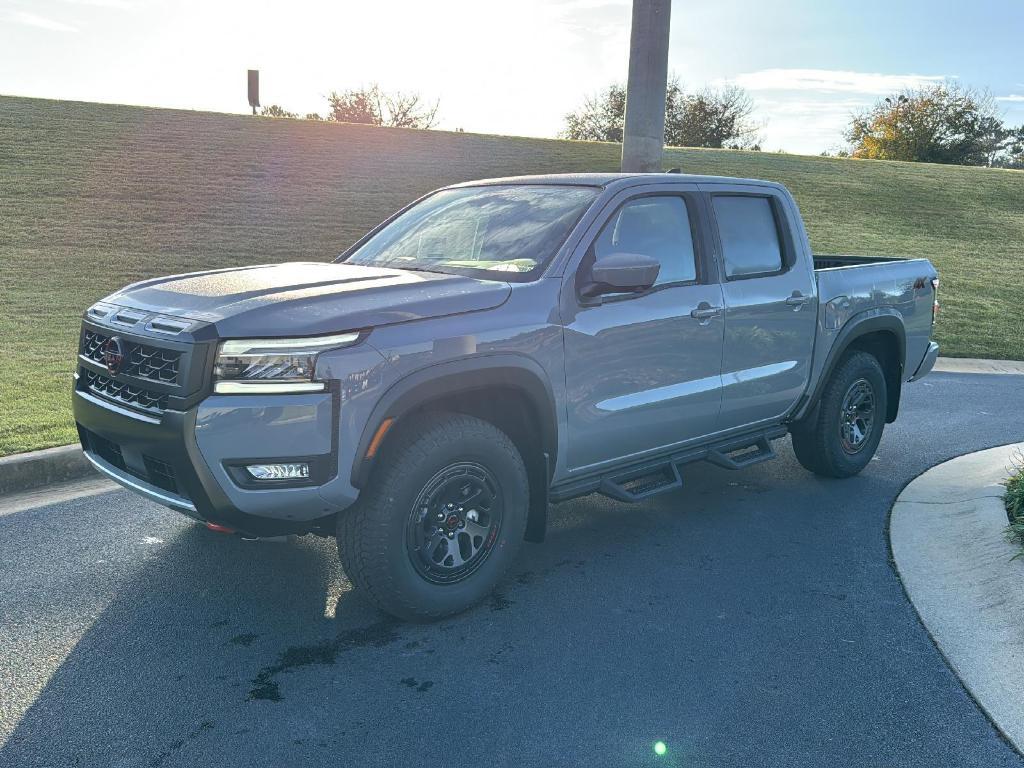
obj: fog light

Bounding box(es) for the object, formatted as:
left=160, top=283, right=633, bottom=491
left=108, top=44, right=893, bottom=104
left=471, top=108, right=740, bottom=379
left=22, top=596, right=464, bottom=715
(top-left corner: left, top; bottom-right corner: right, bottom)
left=246, top=463, right=310, bottom=481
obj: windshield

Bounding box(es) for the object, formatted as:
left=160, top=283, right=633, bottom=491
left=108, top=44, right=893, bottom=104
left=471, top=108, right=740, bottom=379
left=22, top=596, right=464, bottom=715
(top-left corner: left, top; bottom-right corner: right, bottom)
left=342, top=184, right=599, bottom=280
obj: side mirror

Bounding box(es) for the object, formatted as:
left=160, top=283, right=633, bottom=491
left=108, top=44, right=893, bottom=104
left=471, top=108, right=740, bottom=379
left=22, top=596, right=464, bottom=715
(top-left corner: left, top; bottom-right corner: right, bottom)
left=581, top=252, right=660, bottom=297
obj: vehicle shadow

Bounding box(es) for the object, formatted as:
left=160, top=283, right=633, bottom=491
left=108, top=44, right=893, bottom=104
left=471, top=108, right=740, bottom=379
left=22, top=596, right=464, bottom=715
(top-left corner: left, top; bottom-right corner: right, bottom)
left=0, top=495, right=359, bottom=767
left=0, top=475, right=728, bottom=768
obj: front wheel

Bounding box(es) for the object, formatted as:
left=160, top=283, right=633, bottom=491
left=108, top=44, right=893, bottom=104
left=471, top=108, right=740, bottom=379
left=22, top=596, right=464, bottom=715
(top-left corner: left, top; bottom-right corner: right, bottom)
left=790, top=350, right=888, bottom=478
left=337, top=413, right=528, bottom=621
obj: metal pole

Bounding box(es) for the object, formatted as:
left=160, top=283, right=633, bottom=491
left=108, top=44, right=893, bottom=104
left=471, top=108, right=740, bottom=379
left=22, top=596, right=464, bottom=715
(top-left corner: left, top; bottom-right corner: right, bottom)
left=621, top=0, right=672, bottom=172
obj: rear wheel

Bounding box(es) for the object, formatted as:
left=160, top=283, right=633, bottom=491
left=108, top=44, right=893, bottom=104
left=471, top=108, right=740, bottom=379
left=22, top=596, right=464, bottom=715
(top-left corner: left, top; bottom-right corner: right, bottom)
left=791, top=350, right=887, bottom=478
left=337, top=413, right=528, bottom=621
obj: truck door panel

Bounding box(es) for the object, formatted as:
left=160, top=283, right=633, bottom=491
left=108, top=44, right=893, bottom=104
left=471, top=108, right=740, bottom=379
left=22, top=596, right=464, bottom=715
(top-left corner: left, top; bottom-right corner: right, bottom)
left=703, top=186, right=817, bottom=430
left=561, top=186, right=725, bottom=472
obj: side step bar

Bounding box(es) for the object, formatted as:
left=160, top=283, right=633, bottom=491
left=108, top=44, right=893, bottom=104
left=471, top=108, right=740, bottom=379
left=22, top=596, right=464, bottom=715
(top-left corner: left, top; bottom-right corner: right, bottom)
left=705, top=434, right=776, bottom=471
left=599, top=463, right=683, bottom=503
left=550, top=426, right=787, bottom=504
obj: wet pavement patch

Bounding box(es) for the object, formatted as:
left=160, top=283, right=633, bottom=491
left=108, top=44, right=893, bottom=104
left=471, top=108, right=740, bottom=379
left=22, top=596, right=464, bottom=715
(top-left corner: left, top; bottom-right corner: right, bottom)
left=150, top=720, right=215, bottom=766
left=488, top=592, right=513, bottom=611
left=248, top=619, right=402, bottom=702
left=399, top=677, right=434, bottom=692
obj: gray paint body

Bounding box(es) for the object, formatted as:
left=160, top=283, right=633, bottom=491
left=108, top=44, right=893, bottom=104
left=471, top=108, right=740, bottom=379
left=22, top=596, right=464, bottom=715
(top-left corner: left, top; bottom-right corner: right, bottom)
left=74, top=173, right=939, bottom=529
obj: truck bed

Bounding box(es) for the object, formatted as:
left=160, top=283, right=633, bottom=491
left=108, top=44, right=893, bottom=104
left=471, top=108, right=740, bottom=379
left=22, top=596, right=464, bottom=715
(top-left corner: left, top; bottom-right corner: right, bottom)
left=810, top=253, right=937, bottom=392
left=813, top=254, right=908, bottom=270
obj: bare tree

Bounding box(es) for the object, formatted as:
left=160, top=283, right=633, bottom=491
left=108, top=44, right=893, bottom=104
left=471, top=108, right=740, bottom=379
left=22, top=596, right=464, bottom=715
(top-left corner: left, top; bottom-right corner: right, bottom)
left=326, top=84, right=439, bottom=129
left=665, top=84, right=761, bottom=150
left=562, top=78, right=761, bottom=149
left=562, top=84, right=627, bottom=143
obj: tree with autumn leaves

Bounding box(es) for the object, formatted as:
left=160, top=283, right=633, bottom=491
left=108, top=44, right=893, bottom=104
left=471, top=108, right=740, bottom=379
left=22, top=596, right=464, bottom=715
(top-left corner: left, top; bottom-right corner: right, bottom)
left=846, top=82, right=1023, bottom=168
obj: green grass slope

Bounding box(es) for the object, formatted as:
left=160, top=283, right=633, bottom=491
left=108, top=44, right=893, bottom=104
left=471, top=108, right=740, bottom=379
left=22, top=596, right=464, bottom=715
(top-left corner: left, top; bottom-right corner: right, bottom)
left=2, top=94, right=1022, bottom=455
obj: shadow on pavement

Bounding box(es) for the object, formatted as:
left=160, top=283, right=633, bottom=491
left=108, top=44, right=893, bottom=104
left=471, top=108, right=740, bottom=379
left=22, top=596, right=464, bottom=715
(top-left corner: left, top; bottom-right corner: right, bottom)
left=5, top=386, right=1024, bottom=768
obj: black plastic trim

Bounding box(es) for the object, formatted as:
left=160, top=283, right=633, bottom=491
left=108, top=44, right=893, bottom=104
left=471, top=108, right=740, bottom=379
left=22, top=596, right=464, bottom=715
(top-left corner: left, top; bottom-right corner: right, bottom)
left=550, top=425, right=788, bottom=504
left=793, top=312, right=906, bottom=424
left=350, top=355, right=558, bottom=489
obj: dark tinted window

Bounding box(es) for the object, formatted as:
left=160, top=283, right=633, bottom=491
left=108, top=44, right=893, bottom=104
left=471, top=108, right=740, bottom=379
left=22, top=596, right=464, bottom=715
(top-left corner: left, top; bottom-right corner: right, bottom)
left=712, top=195, right=783, bottom=278
left=594, top=196, right=697, bottom=285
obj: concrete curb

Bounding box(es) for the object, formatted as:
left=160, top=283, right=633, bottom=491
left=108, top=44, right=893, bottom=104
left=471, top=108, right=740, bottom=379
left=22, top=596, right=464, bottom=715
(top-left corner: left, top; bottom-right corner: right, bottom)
left=890, top=442, right=1024, bottom=754
left=0, top=445, right=96, bottom=497
left=934, top=357, right=1024, bottom=375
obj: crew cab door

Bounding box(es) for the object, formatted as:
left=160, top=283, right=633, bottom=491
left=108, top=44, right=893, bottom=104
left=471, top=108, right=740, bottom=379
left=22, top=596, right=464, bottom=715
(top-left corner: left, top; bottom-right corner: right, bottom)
left=560, top=184, right=725, bottom=472
left=701, top=184, right=817, bottom=430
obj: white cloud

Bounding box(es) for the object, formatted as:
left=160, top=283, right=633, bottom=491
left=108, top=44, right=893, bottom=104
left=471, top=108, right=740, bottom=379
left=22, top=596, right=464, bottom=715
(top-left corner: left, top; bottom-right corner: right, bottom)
left=8, top=10, right=79, bottom=32
left=61, top=0, right=135, bottom=8
left=997, top=94, right=1024, bottom=102
left=732, top=68, right=947, bottom=95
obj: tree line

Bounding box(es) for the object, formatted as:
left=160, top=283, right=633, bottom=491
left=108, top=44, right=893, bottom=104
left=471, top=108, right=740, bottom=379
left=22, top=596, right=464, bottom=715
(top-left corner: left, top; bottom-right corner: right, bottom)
left=261, top=84, right=440, bottom=129
left=260, top=79, right=1024, bottom=169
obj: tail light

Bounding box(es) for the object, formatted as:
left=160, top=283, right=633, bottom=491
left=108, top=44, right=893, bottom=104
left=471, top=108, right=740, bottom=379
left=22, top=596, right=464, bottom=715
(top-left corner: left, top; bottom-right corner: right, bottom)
left=931, top=278, right=939, bottom=324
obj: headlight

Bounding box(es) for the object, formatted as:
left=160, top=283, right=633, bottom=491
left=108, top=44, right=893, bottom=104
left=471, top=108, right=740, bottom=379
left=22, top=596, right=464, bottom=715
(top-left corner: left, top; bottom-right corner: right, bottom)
left=213, top=332, right=361, bottom=394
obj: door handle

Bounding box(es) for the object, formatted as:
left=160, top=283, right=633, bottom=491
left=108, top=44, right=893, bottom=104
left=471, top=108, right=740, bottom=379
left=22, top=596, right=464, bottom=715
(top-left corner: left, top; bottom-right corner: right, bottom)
left=690, top=304, right=723, bottom=323
left=785, top=293, right=812, bottom=308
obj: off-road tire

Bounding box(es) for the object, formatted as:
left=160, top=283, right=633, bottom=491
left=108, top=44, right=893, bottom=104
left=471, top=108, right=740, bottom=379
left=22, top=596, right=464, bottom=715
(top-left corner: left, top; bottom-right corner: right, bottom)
left=337, top=413, right=528, bottom=621
left=790, top=350, right=888, bottom=478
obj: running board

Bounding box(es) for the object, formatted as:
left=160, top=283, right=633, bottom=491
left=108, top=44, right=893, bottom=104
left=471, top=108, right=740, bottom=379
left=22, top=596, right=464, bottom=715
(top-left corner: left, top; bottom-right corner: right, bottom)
left=705, top=434, right=776, bottom=471
left=551, top=426, right=787, bottom=505
left=599, top=462, right=683, bottom=503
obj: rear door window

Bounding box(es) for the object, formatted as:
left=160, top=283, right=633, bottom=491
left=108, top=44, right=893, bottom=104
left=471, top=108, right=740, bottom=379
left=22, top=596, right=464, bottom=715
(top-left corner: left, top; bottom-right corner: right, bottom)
left=712, top=196, right=783, bottom=278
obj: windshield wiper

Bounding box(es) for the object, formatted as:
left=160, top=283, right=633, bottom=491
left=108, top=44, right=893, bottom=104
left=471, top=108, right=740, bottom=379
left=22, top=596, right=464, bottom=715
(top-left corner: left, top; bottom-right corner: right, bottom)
left=376, top=262, right=447, bottom=275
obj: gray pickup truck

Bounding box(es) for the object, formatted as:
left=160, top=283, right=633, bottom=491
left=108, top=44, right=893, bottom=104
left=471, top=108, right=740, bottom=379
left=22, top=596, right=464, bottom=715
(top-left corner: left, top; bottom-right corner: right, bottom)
left=73, top=173, right=940, bottom=619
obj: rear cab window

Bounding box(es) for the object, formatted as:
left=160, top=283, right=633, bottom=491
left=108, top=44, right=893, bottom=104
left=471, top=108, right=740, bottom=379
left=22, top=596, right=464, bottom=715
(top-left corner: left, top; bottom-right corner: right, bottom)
left=711, top=195, right=785, bottom=279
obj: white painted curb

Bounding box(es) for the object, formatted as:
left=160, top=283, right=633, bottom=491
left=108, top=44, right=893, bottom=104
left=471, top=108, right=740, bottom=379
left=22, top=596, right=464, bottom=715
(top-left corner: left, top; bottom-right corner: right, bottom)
left=890, top=442, right=1024, bottom=753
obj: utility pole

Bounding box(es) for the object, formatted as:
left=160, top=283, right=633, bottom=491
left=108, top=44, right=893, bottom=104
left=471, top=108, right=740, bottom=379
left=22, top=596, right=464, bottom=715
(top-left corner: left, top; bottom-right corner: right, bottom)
left=620, top=0, right=671, bottom=172
left=248, top=70, right=260, bottom=116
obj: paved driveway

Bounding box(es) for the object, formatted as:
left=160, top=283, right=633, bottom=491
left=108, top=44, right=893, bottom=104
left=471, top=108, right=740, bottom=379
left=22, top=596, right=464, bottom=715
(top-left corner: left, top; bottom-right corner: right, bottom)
left=2, top=372, right=1023, bottom=768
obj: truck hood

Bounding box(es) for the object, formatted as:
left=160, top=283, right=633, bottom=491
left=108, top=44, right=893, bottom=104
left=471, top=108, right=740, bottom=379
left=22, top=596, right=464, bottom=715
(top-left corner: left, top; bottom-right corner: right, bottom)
left=104, top=262, right=512, bottom=338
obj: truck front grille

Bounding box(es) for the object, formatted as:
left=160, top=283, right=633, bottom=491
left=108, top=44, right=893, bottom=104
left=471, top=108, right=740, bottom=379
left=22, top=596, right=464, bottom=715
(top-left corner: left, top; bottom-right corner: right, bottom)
left=83, top=330, right=181, bottom=385
left=82, top=369, right=169, bottom=414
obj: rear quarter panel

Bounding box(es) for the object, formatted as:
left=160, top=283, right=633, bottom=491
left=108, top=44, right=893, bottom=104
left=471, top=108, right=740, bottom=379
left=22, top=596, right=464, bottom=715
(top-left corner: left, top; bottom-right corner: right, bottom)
left=813, top=258, right=938, bottom=385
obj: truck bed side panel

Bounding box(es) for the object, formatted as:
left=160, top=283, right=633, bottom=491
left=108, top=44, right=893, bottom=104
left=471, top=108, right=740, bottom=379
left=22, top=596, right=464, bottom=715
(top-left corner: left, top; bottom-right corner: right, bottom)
left=812, top=259, right=938, bottom=387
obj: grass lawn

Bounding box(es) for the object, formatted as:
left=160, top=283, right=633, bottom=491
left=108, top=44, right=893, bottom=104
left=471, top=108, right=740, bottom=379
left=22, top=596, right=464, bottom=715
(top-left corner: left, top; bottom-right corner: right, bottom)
left=1007, top=453, right=1024, bottom=557
left=2, top=94, right=1023, bottom=456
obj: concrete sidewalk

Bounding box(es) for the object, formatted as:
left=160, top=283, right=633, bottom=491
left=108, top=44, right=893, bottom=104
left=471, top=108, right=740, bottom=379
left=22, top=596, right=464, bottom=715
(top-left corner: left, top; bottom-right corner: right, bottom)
left=934, top=358, right=1024, bottom=375
left=890, top=442, right=1024, bottom=753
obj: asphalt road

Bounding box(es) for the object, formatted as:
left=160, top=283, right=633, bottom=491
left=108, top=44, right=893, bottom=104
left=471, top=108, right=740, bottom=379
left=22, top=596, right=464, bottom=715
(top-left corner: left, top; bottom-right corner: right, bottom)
left=2, top=372, right=1024, bottom=768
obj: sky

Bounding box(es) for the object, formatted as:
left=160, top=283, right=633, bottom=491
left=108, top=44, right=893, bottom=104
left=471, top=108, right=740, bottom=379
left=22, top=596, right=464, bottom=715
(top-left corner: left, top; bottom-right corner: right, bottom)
left=1, top=0, right=1023, bottom=155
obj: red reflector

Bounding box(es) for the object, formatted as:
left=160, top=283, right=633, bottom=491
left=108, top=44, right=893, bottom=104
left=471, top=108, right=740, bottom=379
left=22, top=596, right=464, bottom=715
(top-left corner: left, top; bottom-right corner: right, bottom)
left=206, top=522, right=236, bottom=534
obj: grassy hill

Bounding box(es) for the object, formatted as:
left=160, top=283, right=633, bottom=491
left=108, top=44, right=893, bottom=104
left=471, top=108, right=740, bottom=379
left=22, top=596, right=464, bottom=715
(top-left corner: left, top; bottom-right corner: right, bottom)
left=2, top=94, right=1022, bottom=456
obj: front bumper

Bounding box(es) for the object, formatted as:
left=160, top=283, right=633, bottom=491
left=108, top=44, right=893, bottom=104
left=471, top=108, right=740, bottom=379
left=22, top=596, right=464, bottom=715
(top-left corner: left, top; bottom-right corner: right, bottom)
left=73, top=387, right=353, bottom=536
left=84, top=448, right=199, bottom=517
